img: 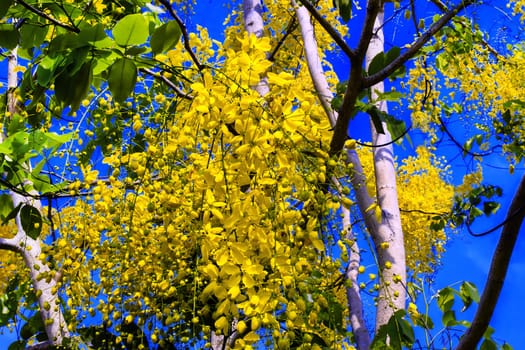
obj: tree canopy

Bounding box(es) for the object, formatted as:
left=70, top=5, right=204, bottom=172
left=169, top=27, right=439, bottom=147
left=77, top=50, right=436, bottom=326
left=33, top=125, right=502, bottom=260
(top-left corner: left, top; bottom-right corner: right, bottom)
left=0, top=0, right=524, bottom=349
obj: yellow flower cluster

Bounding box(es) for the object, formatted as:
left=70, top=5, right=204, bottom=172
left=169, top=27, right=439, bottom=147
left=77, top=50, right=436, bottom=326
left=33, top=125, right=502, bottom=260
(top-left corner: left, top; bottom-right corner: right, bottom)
left=48, top=28, right=349, bottom=348
left=358, top=146, right=454, bottom=274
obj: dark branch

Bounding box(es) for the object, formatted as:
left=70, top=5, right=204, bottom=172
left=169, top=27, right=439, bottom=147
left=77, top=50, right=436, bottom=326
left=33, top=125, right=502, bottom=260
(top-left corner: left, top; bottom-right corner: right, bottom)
left=456, top=174, right=525, bottom=349
left=363, top=0, right=476, bottom=88
left=140, top=68, right=194, bottom=100
left=296, top=0, right=356, bottom=59
left=355, top=122, right=412, bottom=148
left=356, top=0, right=382, bottom=61
left=269, top=16, right=298, bottom=62
left=158, top=0, right=204, bottom=70
left=438, top=117, right=495, bottom=157
left=18, top=0, right=79, bottom=33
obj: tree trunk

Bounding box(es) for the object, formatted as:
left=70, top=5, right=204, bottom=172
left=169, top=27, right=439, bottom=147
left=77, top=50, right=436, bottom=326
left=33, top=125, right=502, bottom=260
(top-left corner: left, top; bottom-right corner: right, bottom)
left=365, top=6, right=407, bottom=330
left=294, top=4, right=370, bottom=348
left=456, top=174, right=525, bottom=349
left=0, top=47, right=70, bottom=346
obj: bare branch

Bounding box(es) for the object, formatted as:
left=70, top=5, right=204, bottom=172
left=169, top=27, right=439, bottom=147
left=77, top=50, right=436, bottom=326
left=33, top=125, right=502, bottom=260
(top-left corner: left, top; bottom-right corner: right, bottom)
left=158, top=0, right=204, bottom=70
left=295, top=3, right=336, bottom=126
left=356, top=0, right=382, bottom=60
left=456, top=174, right=525, bottom=350
left=269, top=16, right=298, bottom=62
left=139, top=68, right=194, bottom=100
left=296, top=0, right=356, bottom=59
left=0, top=237, right=20, bottom=252
left=17, top=0, right=79, bottom=33
left=363, top=0, right=475, bottom=88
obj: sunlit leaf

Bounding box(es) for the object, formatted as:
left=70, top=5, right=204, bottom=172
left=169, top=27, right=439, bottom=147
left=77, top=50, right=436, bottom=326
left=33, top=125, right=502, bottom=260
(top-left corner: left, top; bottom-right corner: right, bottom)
left=113, top=14, right=149, bottom=46
left=151, top=20, right=181, bottom=54
left=108, top=58, right=137, bottom=102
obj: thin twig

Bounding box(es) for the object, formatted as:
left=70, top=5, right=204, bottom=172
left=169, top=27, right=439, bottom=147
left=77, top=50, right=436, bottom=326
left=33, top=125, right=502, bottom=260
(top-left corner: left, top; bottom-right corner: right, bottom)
left=296, top=0, right=355, bottom=59
left=158, top=0, right=204, bottom=70
left=363, top=0, right=476, bottom=88
left=269, top=16, right=298, bottom=62
left=140, top=67, right=194, bottom=100
left=17, top=0, right=79, bottom=33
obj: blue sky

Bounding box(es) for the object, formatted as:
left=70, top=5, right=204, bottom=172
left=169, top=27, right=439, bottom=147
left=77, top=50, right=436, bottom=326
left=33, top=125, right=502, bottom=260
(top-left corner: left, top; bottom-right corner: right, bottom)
left=1, top=1, right=524, bottom=349
left=185, top=1, right=525, bottom=348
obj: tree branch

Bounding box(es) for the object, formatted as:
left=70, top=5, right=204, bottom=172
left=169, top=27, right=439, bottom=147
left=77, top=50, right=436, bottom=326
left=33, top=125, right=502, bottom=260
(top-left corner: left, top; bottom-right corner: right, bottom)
left=268, top=16, right=298, bottom=62
left=363, top=0, right=475, bottom=88
left=456, top=174, right=525, bottom=350
left=356, top=0, right=382, bottom=61
left=158, top=0, right=204, bottom=70
left=139, top=68, right=194, bottom=100
left=295, top=3, right=336, bottom=126
left=17, top=0, right=79, bottom=33
left=296, top=0, right=356, bottom=59
left=0, top=237, right=20, bottom=253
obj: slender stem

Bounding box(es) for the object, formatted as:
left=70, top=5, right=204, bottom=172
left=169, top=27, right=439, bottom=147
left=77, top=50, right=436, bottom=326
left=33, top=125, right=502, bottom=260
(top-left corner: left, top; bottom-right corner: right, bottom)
left=17, top=0, right=79, bottom=33
left=296, top=0, right=356, bottom=58
left=158, top=0, right=204, bottom=70
left=363, top=0, right=475, bottom=88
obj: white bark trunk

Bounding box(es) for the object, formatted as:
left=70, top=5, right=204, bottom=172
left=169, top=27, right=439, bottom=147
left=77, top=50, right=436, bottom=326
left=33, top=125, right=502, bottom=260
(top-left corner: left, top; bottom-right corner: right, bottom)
left=295, top=4, right=370, bottom=348
left=295, top=4, right=337, bottom=126
left=243, top=0, right=270, bottom=96
left=365, top=8, right=407, bottom=330
left=0, top=48, right=70, bottom=345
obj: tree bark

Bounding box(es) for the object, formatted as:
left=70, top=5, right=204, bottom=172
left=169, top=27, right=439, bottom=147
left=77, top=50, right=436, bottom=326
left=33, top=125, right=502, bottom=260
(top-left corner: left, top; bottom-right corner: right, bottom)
left=365, top=6, right=407, bottom=330
left=294, top=4, right=370, bottom=348
left=0, top=47, right=70, bottom=346
left=456, top=174, right=525, bottom=350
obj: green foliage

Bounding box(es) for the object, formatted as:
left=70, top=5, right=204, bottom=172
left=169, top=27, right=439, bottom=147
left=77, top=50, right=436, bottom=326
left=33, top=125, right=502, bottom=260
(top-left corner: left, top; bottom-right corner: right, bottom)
left=20, top=205, right=42, bottom=239
left=151, top=20, right=181, bottom=54
left=113, top=13, right=150, bottom=47
left=371, top=310, right=415, bottom=350
left=333, top=0, right=352, bottom=22
left=367, top=46, right=405, bottom=78
left=108, top=58, right=138, bottom=102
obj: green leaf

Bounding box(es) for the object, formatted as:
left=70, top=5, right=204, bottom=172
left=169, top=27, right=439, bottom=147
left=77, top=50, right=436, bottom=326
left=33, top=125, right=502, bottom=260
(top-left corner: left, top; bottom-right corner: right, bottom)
left=415, top=313, right=434, bottom=330
left=112, top=14, right=149, bottom=47
left=460, top=281, right=479, bottom=312
left=385, top=46, right=401, bottom=65
left=437, top=287, right=455, bottom=312
left=55, top=61, right=93, bottom=110
left=368, top=52, right=385, bottom=76
left=151, top=20, right=182, bottom=54
left=0, top=24, right=19, bottom=50
left=8, top=340, right=26, bottom=350
left=375, top=90, right=403, bottom=102
left=334, top=0, right=352, bottom=22
left=20, top=205, right=42, bottom=239
left=78, top=23, right=108, bottom=44
left=108, top=58, right=137, bottom=102
left=126, top=46, right=148, bottom=56
left=468, top=206, right=484, bottom=221
left=19, top=24, right=48, bottom=49
left=502, top=343, right=514, bottom=350
left=369, top=106, right=385, bottom=134
left=480, top=339, right=498, bottom=350
left=483, top=201, right=500, bottom=216
left=384, top=115, right=407, bottom=144
left=483, top=325, right=495, bottom=339
left=0, top=0, right=14, bottom=18
left=441, top=310, right=457, bottom=327
left=0, top=194, right=14, bottom=221
left=2, top=203, right=21, bottom=225
left=395, top=312, right=415, bottom=345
